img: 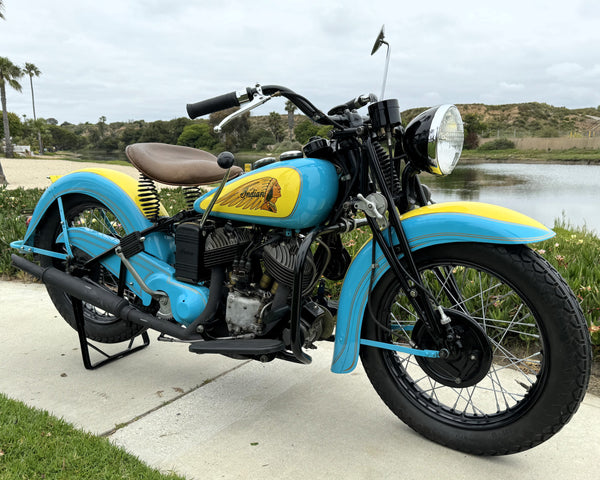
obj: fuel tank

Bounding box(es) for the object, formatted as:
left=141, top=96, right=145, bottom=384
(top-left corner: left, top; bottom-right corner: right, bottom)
left=194, top=158, right=339, bottom=229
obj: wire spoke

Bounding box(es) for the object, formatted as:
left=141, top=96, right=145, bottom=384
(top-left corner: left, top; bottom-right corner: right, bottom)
left=384, top=257, right=544, bottom=422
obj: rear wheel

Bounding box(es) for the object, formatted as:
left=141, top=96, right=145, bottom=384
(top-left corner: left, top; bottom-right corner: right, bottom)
left=360, top=242, right=591, bottom=455
left=37, top=195, right=149, bottom=343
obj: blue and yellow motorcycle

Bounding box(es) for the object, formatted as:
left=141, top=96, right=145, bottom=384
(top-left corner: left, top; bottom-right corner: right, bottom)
left=11, top=80, right=591, bottom=455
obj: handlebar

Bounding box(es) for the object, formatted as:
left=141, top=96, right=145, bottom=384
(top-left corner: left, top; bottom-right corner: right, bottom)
left=327, top=94, right=377, bottom=115
left=186, top=84, right=347, bottom=130
left=186, top=92, right=240, bottom=119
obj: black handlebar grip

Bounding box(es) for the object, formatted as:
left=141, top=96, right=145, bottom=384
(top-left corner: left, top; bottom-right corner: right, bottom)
left=186, top=91, right=240, bottom=119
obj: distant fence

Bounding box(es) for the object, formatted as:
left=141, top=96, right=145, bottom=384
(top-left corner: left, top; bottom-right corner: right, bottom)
left=479, top=136, right=600, bottom=150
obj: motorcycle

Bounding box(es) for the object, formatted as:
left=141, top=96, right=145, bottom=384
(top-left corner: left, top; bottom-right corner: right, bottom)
left=11, top=28, right=591, bottom=455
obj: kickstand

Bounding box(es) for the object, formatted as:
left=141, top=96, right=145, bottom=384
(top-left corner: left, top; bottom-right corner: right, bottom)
left=70, top=296, right=150, bottom=370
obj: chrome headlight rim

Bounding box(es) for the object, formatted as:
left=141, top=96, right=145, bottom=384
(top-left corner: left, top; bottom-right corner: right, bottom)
left=428, top=104, right=464, bottom=175
left=404, top=104, right=464, bottom=176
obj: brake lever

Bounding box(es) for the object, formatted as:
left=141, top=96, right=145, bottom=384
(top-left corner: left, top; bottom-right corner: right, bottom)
left=215, top=85, right=274, bottom=133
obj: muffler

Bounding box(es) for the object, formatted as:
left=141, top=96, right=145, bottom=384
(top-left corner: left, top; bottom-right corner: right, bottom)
left=10, top=254, right=202, bottom=340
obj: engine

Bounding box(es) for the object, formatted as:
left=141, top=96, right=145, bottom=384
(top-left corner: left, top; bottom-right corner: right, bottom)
left=224, top=237, right=317, bottom=336
left=174, top=223, right=333, bottom=343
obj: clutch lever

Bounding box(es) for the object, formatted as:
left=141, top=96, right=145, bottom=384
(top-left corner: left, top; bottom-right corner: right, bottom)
left=215, top=85, right=274, bottom=133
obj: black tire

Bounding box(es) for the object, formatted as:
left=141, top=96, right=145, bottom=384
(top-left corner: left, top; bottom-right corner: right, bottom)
left=37, top=195, right=149, bottom=343
left=360, top=242, right=591, bottom=455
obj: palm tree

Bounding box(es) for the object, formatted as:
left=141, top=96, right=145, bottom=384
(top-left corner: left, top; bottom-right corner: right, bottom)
left=24, top=62, right=42, bottom=154
left=285, top=100, right=297, bottom=141
left=0, top=1, right=5, bottom=21
left=1, top=56, right=24, bottom=184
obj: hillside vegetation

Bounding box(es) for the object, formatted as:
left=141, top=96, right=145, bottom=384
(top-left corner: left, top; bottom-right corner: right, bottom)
left=404, top=102, right=600, bottom=139
left=4, top=102, right=600, bottom=157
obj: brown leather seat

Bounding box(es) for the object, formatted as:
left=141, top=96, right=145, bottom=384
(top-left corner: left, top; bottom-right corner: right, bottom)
left=125, top=143, right=243, bottom=186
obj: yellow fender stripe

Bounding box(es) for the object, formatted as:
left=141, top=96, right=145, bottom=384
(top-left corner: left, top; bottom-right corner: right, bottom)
left=401, top=201, right=549, bottom=230
left=50, top=168, right=169, bottom=217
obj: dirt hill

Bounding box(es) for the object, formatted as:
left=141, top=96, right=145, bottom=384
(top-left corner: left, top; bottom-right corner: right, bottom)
left=401, top=102, right=600, bottom=137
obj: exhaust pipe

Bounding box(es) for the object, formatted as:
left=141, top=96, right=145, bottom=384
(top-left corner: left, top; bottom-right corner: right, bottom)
left=11, top=254, right=203, bottom=340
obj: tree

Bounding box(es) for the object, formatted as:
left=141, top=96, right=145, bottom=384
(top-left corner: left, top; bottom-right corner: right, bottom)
left=24, top=63, right=42, bottom=153
left=285, top=100, right=297, bottom=141
left=0, top=1, right=5, bottom=20
left=268, top=112, right=285, bottom=142
left=97, top=116, right=107, bottom=137
left=294, top=119, right=320, bottom=144
left=209, top=107, right=250, bottom=152
left=47, top=124, right=83, bottom=150
left=0, top=112, right=23, bottom=140
left=462, top=113, right=485, bottom=150
left=177, top=123, right=217, bottom=150
left=0, top=56, right=24, bottom=185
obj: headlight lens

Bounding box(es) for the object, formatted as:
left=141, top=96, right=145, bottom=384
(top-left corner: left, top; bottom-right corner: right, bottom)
left=404, top=104, right=464, bottom=176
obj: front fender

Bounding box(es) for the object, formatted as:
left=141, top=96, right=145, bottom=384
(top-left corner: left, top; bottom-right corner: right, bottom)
left=331, top=201, right=554, bottom=374
left=21, top=168, right=172, bottom=261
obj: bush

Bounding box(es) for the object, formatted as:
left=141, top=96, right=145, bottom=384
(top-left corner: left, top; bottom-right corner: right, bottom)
left=0, top=187, right=45, bottom=278
left=272, top=140, right=303, bottom=153
left=256, top=135, right=276, bottom=151
left=478, top=138, right=515, bottom=150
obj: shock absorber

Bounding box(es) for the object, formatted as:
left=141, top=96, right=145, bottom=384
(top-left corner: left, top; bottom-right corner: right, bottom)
left=137, top=174, right=161, bottom=220
left=183, top=186, right=202, bottom=210
left=373, top=141, right=401, bottom=202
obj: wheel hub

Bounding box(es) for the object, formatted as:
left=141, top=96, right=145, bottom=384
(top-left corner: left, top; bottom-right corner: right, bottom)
left=412, top=309, right=493, bottom=388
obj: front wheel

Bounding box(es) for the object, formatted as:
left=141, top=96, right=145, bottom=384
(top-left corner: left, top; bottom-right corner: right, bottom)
left=360, top=243, right=591, bottom=455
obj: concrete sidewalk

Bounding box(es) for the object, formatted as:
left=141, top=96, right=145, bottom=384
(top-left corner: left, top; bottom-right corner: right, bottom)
left=1, top=280, right=599, bottom=479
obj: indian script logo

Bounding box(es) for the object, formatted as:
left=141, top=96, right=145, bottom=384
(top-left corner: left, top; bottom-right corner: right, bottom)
left=217, top=177, right=282, bottom=213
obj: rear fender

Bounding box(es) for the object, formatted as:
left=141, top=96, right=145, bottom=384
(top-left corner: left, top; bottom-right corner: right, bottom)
left=20, top=168, right=172, bottom=261
left=331, top=201, right=555, bottom=374
left=12, top=169, right=210, bottom=325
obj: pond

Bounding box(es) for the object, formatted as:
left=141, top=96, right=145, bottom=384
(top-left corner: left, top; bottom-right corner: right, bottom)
left=420, top=162, right=600, bottom=233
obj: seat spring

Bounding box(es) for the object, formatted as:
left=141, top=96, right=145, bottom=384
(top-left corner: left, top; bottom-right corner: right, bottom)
left=137, top=174, right=161, bottom=220
left=183, top=186, right=202, bottom=210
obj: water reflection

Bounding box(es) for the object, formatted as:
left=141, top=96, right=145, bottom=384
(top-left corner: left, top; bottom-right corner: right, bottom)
left=420, top=163, right=600, bottom=233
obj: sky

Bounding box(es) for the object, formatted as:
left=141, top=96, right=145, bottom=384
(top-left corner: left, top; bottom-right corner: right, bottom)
left=2, top=0, right=600, bottom=124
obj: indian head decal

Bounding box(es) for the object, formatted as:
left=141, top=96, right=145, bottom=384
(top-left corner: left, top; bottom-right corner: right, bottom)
left=198, top=167, right=301, bottom=219
left=217, top=177, right=283, bottom=213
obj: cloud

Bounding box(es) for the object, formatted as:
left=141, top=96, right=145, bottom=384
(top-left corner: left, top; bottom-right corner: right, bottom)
left=546, top=62, right=585, bottom=77
left=500, top=82, right=525, bottom=90
left=3, top=0, right=600, bottom=123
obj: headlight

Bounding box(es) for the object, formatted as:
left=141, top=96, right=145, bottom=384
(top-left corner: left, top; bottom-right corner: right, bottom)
left=403, top=104, right=464, bottom=176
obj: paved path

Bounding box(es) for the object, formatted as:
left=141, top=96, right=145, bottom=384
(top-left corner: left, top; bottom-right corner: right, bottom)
left=1, top=281, right=599, bottom=479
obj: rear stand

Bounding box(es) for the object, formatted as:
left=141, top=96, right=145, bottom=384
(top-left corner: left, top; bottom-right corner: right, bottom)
left=70, top=296, right=150, bottom=370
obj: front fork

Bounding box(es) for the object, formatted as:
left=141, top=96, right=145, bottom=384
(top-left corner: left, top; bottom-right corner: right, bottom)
left=364, top=138, right=458, bottom=357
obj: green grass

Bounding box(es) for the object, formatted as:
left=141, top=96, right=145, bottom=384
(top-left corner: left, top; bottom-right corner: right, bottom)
left=461, top=148, right=600, bottom=162
left=0, top=393, right=185, bottom=479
